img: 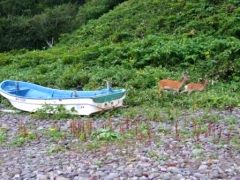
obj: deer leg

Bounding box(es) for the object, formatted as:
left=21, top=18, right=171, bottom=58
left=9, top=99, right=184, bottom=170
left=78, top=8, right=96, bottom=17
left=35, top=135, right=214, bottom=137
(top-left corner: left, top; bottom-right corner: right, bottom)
left=180, top=89, right=187, bottom=94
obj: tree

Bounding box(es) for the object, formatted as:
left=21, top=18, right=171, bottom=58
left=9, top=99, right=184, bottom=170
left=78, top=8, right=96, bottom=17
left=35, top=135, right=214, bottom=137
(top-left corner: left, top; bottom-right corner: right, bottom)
left=0, top=3, right=78, bottom=51
left=37, top=3, right=78, bottom=48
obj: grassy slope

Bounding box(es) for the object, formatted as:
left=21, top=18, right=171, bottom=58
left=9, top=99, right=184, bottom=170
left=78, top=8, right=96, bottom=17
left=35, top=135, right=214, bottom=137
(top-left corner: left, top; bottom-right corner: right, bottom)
left=0, top=0, right=239, bottom=112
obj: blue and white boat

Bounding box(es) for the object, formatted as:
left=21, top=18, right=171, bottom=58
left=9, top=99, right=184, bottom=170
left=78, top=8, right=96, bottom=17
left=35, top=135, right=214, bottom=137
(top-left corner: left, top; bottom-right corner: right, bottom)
left=0, top=80, right=126, bottom=115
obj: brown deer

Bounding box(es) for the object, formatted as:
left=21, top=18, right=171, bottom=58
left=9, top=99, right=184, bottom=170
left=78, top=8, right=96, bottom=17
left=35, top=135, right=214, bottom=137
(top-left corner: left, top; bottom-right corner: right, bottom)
left=159, top=73, right=189, bottom=95
left=180, top=78, right=209, bottom=95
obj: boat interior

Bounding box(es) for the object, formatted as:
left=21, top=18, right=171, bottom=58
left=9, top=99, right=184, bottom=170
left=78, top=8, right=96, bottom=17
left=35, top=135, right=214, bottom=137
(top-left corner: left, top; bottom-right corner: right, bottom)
left=3, top=81, right=112, bottom=99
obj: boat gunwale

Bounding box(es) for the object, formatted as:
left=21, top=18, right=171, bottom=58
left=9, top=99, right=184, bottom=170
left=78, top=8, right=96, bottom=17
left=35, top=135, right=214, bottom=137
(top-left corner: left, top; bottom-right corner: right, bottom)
left=0, top=90, right=126, bottom=101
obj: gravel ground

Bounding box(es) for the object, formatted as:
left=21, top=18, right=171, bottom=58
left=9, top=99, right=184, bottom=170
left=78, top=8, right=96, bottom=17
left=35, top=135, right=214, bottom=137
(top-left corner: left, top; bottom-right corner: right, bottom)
left=0, top=107, right=240, bottom=180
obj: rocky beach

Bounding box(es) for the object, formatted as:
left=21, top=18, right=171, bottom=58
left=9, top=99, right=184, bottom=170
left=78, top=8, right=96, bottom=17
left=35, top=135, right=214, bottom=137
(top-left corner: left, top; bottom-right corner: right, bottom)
left=0, top=107, right=240, bottom=180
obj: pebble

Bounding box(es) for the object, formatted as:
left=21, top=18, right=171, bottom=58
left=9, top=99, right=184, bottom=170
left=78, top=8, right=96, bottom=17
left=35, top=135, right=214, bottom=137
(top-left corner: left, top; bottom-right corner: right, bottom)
left=0, top=108, right=240, bottom=179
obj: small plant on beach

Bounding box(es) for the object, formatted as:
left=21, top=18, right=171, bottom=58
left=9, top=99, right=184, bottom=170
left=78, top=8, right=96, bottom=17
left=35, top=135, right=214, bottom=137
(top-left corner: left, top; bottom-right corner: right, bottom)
left=44, top=126, right=65, bottom=142
left=90, top=127, right=122, bottom=141
left=158, top=126, right=171, bottom=135
left=85, top=142, right=101, bottom=150
left=136, top=122, right=151, bottom=140
left=194, top=143, right=202, bottom=149
left=0, top=127, right=7, bottom=145
left=159, top=156, right=168, bottom=161
left=228, top=116, right=237, bottom=124
left=148, top=151, right=159, bottom=160
left=51, top=104, right=77, bottom=119
left=32, top=104, right=77, bottom=120
left=94, top=161, right=103, bottom=167
left=47, top=145, right=66, bottom=155
left=210, top=152, right=219, bottom=159
left=31, top=104, right=55, bottom=119
left=47, top=145, right=67, bottom=155
left=11, top=122, right=37, bottom=146
left=144, top=106, right=161, bottom=121
left=70, top=119, right=93, bottom=141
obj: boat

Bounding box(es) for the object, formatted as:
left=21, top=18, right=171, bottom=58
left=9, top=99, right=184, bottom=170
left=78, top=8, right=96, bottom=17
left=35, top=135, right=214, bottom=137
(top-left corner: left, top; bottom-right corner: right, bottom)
left=0, top=80, right=126, bottom=115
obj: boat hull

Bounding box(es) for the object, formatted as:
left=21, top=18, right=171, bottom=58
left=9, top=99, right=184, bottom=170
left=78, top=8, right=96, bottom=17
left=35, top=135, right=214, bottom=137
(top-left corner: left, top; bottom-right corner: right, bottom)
left=0, top=80, right=126, bottom=115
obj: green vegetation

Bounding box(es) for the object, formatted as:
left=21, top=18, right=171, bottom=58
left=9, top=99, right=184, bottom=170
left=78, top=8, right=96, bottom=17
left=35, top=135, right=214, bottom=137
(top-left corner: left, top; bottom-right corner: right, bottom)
left=10, top=122, right=38, bottom=146
left=0, top=127, right=7, bottom=145
left=1, top=110, right=240, bottom=154
left=47, top=145, right=67, bottom=155
left=91, top=128, right=122, bottom=141
left=32, top=104, right=78, bottom=120
left=0, top=0, right=239, bottom=114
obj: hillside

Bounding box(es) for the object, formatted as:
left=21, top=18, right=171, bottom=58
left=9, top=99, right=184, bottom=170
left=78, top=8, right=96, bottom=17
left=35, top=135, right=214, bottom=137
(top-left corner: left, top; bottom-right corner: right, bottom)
left=0, top=0, right=239, bottom=111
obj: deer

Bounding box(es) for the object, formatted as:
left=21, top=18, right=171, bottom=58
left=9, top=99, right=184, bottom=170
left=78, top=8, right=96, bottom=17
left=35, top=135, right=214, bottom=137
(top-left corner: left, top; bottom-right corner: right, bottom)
left=180, top=78, right=209, bottom=95
left=159, top=73, right=189, bottom=95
